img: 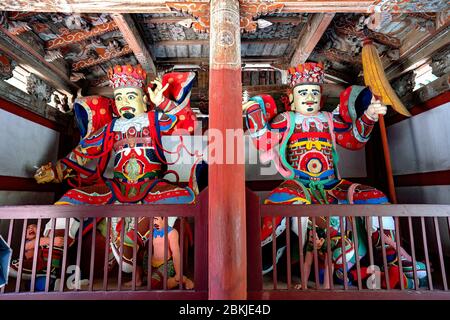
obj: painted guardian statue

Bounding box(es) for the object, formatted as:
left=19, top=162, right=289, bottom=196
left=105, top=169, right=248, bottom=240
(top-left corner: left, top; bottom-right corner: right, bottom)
left=243, top=62, right=425, bottom=288
left=32, top=64, right=200, bottom=287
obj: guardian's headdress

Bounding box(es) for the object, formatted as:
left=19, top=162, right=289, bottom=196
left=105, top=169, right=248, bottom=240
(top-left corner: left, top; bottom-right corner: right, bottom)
left=108, top=64, right=147, bottom=90
left=287, top=62, right=324, bottom=88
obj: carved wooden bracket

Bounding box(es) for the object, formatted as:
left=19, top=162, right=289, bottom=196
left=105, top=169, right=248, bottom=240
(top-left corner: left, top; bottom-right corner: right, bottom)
left=239, top=3, right=284, bottom=32
left=334, top=16, right=402, bottom=49
left=166, top=1, right=284, bottom=33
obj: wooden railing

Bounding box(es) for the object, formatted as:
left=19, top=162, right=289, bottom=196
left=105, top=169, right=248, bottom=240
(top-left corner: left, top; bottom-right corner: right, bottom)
left=0, top=190, right=208, bottom=300
left=246, top=189, right=450, bottom=300
left=2, top=189, right=449, bottom=300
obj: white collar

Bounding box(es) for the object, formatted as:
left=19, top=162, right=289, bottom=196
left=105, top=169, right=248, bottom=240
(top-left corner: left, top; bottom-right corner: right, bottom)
left=113, top=113, right=149, bottom=132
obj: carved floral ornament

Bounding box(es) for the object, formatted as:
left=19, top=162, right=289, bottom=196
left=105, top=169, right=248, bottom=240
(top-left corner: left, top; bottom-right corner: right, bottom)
left=26, top=73, right=54, bottom=103
left=166, top=1, right=284, bottom=33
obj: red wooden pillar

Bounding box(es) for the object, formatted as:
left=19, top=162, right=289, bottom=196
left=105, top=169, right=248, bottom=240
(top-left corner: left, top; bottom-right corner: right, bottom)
left=208, top=0, right=247, bottom=299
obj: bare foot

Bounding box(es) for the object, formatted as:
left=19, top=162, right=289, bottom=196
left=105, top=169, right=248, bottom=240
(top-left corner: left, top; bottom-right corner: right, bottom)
left=123, top=266, right=144, bottom=288
left=294, top=283, right=307, bottom=290
left=183, top=277, right=194, bottom=290
left=123, top=278, right=143, bottom=288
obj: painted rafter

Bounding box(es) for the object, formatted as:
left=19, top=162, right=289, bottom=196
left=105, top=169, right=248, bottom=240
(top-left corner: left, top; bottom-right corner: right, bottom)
left=290, top=13, right=335, bottom=67
left=72, top=44, right=132, bottom=71
left=111, top=13, right=156, bottom=76
left=46, top=21, right=118, bottom=50
left=7, top=12, right=39, bottom=20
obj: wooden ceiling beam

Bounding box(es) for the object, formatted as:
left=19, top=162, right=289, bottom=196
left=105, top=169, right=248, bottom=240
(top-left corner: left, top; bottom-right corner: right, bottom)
left=280, top=1, right=374, bottom=13
left=289, top=13, right=335, bottom=67
left=0, top=1, right=374, bottom=13
left=0, top=25, right=78, bottom=94
left=0, top=1, right=447, bottom=13
left=111, top=13, right=157, bottom=76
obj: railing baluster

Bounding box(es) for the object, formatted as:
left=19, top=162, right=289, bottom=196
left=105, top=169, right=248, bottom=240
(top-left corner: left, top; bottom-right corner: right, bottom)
left=14, top=218, right=27, bottom=293
left=407, top=217, right=419, bottom=290
left=132, top=216, right=138, bottom=291
left=351, top=217, right=362, bottom=290
left=45, top=218, right=56, bottom=292
left=298, top=217, right=306, bottom=290
left=89, top=218, right=97, bottom=292
left=339, top=216, right=348, bottom=290
left=163, top=218, right=168, bottom=291
left=433, top=217, right=448, bottom=291
left=75, top=218, right=83, bottom=291
left=326, top=217, right=334, bottom=290
left=59, top=218, right=70, bottom=292
left=311, top=217, right=320, bottom=289
left=286, top=216, right=291, bottom=290
left=420, top=217, right=433, bottom=290
left=394, top=217, right=404, bottom=290
left=147, top=216, right=153, bottom=290
left=103, top=217, right=111, bottom=291
left=1, top=219, right=14, bottom=293
left=118, top=217, right=125, bottom=291
left=179, top=217, right=184, bottom=290
left=30, top=218, right=42, bottom=293
left=378, top=217, right=390, bottom=290
left=272, top=215, right=277, bottom=290
left=366, top=217, right=375, bottom=268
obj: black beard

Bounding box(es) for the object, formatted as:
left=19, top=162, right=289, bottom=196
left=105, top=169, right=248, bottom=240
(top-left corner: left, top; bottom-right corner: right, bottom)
left=122, top=112, right=135, bottom=119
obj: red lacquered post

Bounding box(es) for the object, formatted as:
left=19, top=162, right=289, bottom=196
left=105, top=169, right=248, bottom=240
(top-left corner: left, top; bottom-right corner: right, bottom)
left=208, top=0, right=246, bottom=300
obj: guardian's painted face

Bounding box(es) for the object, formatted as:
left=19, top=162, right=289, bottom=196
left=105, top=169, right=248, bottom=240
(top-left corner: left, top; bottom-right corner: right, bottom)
left=114, top=87, right=148, bottom=119
left=26, top=224, right=37, bottom=240
left=153, top=217, right=165, bottom=230
left=291, top=84, right=321, bottom=115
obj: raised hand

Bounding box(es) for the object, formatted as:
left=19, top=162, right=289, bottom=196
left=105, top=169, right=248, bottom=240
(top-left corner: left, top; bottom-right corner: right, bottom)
left=365, top=95, right=387, bottom=122
left=148, top=78, right=170, bottom=106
